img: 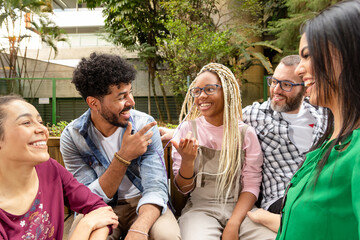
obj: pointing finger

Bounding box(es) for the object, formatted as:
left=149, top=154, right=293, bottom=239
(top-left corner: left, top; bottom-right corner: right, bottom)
left=138, top=121, right=157, bottom=135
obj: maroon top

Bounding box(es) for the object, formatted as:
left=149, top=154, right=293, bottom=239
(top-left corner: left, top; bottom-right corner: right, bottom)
left=0, top=158, right=108, bottom=240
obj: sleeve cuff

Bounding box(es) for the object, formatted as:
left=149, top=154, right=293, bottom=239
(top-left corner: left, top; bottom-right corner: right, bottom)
left=136, top=192, right=168, bottom=214
left=88, top=179, right=113, bottom=203
left=241, top=189, right=259, bottom=199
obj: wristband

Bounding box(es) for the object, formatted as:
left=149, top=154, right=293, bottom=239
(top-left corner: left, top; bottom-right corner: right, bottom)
left=128, top=228, right=149, bottom=237
left=178, top=169, right=195, bottom=179
left=114, top=152, right=131, bottom=166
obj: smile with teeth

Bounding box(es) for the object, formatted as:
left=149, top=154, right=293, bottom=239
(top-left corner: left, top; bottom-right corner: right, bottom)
left=200, top=103, right=211, bottom=107
left=30, top=141, right=47, bottom=146
left=198, top=103, right=212, bottom=111
left=304, top=80, right=315, bottom=87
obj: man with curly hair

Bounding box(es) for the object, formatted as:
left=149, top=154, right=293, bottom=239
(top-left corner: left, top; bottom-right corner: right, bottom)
left=60, top=52, right=180, bottom=240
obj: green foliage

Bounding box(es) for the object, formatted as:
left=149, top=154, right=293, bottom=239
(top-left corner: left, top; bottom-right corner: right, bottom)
left=82, top=0, right=172, bottom=122
left=29, top=15, right=69, bottom=56
left=268, top=0, right=342, bottom=56
left=84, top=0, right=168, bottom=61
left=158, top=121, right=178, bottom=129
left=47, top=121, right=69, bottom=137
left=0, top=0, right=68, bottom=97
left=165, top=123, right=178, bottom=129
left=157, top=19, right=233, bottom=96
left=83, top=0, right=280, bottom=114
left=157, top=0, right=280, bottom=101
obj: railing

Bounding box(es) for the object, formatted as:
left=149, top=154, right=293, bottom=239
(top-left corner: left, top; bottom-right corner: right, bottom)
left=0, top=77, right=72, bottom=125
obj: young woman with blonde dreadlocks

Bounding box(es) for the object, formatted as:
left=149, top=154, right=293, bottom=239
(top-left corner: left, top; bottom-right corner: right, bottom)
left=171, top=63, right=276, bottom=240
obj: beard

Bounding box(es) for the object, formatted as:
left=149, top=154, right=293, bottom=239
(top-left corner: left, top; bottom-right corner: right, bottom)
left=100, top=106, right=132, bottom=128
left=270, top=90, right=305, bottom=113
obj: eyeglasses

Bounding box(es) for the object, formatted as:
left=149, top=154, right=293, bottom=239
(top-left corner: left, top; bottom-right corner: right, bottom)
left=267, top=76, right=304, bottom=92
left=189, top=84, right=222, bottom=98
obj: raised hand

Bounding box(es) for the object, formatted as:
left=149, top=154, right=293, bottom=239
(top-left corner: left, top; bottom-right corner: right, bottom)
left=171, top=131, right=198, bottom=164
left=117, top=121, right=157, bottom=161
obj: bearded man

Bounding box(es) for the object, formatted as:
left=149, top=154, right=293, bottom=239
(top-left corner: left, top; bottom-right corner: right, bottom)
left=242, top=55, right=327, bottom=213
left=60, top=53, right=180, bottom=240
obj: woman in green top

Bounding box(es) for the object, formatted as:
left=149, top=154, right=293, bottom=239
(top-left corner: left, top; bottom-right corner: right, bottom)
left=276, top=0, right=360, bottom=239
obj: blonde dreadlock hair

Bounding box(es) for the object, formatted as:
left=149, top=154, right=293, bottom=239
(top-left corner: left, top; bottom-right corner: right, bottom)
left=179, top=63, right=244, bottom=202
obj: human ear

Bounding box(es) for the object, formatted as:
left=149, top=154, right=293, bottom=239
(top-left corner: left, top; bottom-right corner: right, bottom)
left=86, top=96, right=100, bottom=111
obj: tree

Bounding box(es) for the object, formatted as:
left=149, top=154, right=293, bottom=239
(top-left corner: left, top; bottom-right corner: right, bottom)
left=0, top=0, right=68, bottom=96
left=26, top=14, right=69, bottom=98
left=267, top=0, right=342, bottom=56
left=84, top=0, right=172, bottom=122
left=157, top=0, right=280, bottom=109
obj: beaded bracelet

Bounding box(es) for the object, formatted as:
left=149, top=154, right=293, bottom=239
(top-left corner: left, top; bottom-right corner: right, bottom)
left=114, top=152, right=131, bottom=166
left=178, top=169, right=195, bottom=180
left=128, top=228, right=149, bottom=237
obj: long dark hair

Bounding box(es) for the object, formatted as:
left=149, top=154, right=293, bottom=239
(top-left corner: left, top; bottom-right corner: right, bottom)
left=304, top=0, right=360, bottom=175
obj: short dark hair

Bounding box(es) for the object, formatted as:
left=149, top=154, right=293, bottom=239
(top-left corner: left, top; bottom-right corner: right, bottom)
left=72, top=52, right=137, bottom=100
left=280, top=55, right=300, bottom=66
left=0, top=95, right=26, bottom=140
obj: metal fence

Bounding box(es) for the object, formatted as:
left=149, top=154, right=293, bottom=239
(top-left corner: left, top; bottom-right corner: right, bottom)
left=0, top=78, right=180, bottom=125
left=0, top=78, right=72, bottom=125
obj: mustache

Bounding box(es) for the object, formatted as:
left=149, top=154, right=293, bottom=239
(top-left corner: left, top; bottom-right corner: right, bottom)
left=120, top=106, right=132, bottom=113
left=272, top=93, right=287, bottom=99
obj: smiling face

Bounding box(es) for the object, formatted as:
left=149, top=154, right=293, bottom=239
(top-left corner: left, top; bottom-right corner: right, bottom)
left=295, top=34, right=319, bottom=106
left=98, top=83, right=135, bottom=129
left=0, top=100, right=49, bottom=164
left=193, top=71, right=224, bottom=126
left=295, top=34, right=342, bottom=110
left=270, top=62, right=305, bottom=114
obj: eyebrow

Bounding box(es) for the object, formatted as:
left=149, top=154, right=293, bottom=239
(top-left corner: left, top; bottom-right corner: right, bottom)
left=115, top=88, right=132, bottom=98
left=116, top=92, right=127, bottom=97
left=300, top=46, right=309, bottom=56
left=272, top=76, right=296, bottom=83
left=16, top=113, right=41, bottom=120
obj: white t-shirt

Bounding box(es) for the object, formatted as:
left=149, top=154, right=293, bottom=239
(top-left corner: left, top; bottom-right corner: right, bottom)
left=94, top=127, right=141, bottom=200
left=281, top=104, right=316, bottom=154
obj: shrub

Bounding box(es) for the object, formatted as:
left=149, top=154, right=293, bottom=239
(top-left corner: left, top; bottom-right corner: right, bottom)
left=47, top=121, right=69, bottom=137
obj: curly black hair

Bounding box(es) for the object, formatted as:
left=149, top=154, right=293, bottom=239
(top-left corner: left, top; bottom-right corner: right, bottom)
left=72, top=52, right=136, bottom=100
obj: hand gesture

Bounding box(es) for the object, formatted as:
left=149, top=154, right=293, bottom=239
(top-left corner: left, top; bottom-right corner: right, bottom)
left=118, top=121, right=156, bottom=161
left=171, top=131, right=198, bottom=164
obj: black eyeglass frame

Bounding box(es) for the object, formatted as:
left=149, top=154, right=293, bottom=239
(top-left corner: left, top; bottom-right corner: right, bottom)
left=267, top=76, right=304, bottom=92
left=189, top=84, right=222, bottom=98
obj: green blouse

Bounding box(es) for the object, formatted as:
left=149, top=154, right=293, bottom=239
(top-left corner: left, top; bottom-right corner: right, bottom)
left=277, top=129, right=360, bottom=240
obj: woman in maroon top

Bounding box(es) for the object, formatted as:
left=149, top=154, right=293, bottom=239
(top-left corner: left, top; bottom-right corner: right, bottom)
left=0, top=95, right=118, bottom=240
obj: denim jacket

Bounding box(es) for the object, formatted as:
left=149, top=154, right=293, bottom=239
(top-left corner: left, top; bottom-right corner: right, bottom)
left=60, top=109, right=168, bottom=213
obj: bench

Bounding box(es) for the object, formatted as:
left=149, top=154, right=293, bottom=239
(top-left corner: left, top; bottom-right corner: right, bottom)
left=47, top=137, right=187, bottom=217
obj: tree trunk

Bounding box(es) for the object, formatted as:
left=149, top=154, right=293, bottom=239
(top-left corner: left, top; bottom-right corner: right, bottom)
left=157, top=75, right=172, bottom=122
left=148, top=70, right=151, bottom=114
left=148, top=59, right=163, bottom=121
